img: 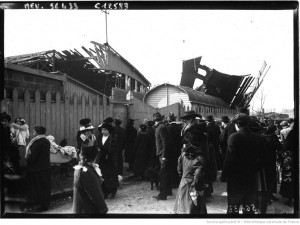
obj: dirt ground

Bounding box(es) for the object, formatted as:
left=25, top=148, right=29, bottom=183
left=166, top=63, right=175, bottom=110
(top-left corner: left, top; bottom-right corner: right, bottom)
left=34, top=173, right=294, bottom=216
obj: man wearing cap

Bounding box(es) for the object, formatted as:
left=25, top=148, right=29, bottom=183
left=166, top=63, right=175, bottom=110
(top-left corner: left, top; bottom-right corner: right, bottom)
left=153, top=112, right=172, bottom=200
left=224, top=113, right=263, bottom=214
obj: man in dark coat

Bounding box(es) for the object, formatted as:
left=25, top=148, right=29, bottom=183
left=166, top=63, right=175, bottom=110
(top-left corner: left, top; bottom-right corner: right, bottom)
left=262, top=125, right=283, bottom=201
left=25, top=126, right=51, bottom=212
left=224, top=113, right=263, bottom=214
left=114, top=119, right=126, bottom=176
left=219, top=107, right=249, bottom=182
left=206, top=115, right=221, bottom=177
left=153, top=112, right=172, bottom=200
left=132, top=124, right=153, bottom=178
left=167, top=113, right=183, bottom=188
left=124, top=119, right=137, bottom=171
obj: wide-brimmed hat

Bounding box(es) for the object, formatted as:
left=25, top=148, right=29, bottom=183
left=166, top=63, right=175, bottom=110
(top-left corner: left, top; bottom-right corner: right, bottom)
left=232, top=113, right=250, bottom=124
left=104, top=117, right=114, bottom=124
left=14, top=117, right=26, bottom=124
left=0, top=112, right=11, bottom=122
left=98, top=122, right=114, bottom=133
left=79, top=118, right=94, bottom=132
left=180, top=110, right=200, bottom=120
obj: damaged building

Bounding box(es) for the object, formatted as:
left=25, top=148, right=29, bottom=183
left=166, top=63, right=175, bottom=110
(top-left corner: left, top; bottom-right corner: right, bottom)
left=144, top=56, right=266, bottom=119
left=2, top=42, right=156, bottom=146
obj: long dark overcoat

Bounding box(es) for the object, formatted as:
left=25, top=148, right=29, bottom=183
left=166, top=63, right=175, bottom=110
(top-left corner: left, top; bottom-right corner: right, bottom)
left=224, top=127, right=263, bottom=193
left=97, top=133, right=118, bottom=192
left=114, top=125, right=126, bottom=175
left=174, top=145, right=207, bottom=214
left=262, top=132, right=282, bottom=193
left=124, top=125, right=137, bottom=165
left=73, top=163, right=108, bottom=214
left=26, top=137, right=51, bottom=208
left=132, top=131, right=153, bottom=175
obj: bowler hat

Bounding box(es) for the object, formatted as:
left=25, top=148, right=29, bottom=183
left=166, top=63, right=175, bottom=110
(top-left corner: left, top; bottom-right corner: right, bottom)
left=180, top=110, right=200, bottom=120
left=98, top=122, right=114, bottom=133
left=232, top=113, right=250, bottom=124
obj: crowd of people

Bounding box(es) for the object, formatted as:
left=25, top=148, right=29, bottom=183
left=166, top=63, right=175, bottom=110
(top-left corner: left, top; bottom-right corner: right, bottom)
left=0, top=107, right=295, bottom=215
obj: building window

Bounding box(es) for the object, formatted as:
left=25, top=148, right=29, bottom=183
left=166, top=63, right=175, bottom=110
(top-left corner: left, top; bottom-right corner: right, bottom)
left=130, top=78, right=135, bottom=91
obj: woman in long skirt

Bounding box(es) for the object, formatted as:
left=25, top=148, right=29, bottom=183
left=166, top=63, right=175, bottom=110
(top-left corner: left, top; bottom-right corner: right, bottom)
left=174, top=144, right=208, bottom=214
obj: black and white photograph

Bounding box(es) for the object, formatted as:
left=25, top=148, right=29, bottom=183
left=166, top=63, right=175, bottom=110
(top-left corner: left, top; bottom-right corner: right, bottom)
left=0, top=0, right=298, bottom=220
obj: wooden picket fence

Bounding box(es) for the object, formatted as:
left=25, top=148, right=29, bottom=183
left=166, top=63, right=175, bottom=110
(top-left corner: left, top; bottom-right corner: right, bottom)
left=1, top=88, right=112, bottom=147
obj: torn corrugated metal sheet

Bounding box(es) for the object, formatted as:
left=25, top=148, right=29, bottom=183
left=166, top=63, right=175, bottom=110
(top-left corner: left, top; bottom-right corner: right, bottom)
left=179, top=56, right=256, bottom=109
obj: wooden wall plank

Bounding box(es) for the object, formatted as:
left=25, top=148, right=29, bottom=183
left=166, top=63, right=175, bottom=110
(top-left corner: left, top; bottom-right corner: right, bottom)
left=55, top=92, right=61, bottom=142
left=18, top=100, right=24, bottom=122
left=35, top=90, right=41, bottom=126
left=64, top=94, right=70, bottom=143
left=60, top=101, right=64, bottom=139
left=77, top=97, right=82, bottom=124
left=24, top=90, right=30, bottom=126
left=29, top=101, right=35, bottom=133
left=73, top=93, right=78, bottom=147
left=81, top=94, right=85, bottom=119
left=88, top=95, right=93, bottom=121
left=96, top=95, right=100, bottom=126
left=69, top=95, right=74, bottom=146
left=46, top=92, right=51, bottom=134
left=51, top=100, right=56, bottom=139
left=12, top=89, right=18, bottom=120
left=40, top=102, right=46, bottom=127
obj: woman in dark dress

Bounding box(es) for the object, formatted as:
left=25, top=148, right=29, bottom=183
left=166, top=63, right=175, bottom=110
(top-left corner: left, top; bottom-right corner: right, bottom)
left=174, top=143, right=208, bottom=214
left=73, top=145, right=108, bottom=214
left=25, top=126, right=51, bottom=212
left=132, top=124, right=153, bottom=179
left=97, top=122, right=118, bottom=199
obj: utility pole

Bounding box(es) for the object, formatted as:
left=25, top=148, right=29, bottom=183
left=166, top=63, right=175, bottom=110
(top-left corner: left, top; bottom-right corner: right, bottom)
left=101, top=10, right=109, bottom=44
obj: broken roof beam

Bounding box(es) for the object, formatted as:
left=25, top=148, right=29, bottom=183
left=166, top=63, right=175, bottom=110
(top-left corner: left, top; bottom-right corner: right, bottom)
left=230, top=76, right=254, bottom=107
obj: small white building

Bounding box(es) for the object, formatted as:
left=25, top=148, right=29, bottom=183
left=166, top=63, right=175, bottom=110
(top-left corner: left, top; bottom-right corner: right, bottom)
left=143, top=83, right=237, bottom=119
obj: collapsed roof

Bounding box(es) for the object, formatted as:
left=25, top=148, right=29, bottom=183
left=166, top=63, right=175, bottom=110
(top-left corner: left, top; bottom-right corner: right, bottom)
left=5, top=42, right=151, bottom=97
left=180, top=57, right=263, bottom=109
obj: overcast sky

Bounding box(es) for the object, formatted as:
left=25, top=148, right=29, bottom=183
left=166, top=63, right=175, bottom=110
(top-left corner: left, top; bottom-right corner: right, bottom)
left=4, top=9, right=295, bottom=112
